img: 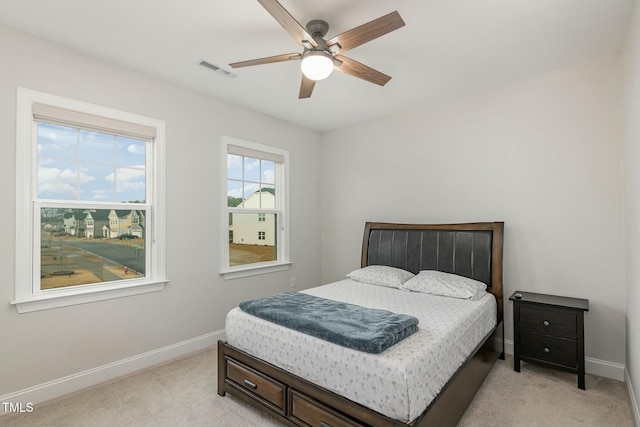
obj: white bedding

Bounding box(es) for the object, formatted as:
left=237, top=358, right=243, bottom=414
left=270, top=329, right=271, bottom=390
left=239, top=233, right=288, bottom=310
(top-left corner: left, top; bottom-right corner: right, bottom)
left=224, top=279, right=497, bottom=423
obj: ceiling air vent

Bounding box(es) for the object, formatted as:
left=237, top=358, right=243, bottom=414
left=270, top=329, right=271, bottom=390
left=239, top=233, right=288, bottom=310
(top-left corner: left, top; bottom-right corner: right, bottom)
left=196, top=59, right=237, bottom=78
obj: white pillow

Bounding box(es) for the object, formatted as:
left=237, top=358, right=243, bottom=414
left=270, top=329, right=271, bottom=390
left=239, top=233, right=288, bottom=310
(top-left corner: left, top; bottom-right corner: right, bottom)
left=347, top=265, right=415, bottom=288
left=401, top=270, right=487, bottom=300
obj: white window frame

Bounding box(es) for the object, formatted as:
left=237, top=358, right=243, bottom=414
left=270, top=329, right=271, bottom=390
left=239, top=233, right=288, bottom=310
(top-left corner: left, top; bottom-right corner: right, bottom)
left=220, top=136, right=290, bottom=279
left=13, top=88, right=168, bottom=313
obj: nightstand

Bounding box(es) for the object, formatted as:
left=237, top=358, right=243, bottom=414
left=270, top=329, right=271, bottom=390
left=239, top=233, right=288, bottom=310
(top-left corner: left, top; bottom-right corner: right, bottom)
left=509, top=291, right=589, bottom=389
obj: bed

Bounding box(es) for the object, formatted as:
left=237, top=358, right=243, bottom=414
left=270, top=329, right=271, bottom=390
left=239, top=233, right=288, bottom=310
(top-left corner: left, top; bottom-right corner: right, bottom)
left=218, top=221, right=504, bottom=427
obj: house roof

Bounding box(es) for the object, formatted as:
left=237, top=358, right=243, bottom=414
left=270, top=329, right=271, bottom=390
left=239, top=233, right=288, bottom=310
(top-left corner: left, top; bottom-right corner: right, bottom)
left=62, top=209, right=145, bottom=221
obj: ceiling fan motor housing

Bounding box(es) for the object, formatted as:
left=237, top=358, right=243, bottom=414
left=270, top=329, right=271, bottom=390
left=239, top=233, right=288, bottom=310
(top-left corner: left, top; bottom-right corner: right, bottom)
left=306, top=19, right=329, bottom=38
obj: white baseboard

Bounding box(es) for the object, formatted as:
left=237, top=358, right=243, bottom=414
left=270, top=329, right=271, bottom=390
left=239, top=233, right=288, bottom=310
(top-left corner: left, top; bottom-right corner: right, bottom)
left=585, top=356, right=626, bottom=381
left=503, top=339, right=625, bottom=381
left=626, top=368, right=640, bottom=427
left=0, top=330, right=225, bottom=408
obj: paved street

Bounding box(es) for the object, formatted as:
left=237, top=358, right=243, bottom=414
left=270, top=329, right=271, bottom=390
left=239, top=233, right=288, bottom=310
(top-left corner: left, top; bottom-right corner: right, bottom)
left=60, top=239, right=146, bottom=274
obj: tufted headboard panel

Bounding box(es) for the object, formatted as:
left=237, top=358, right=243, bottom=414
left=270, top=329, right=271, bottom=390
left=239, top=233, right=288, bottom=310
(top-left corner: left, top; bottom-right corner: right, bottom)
left=361, top=222, right=504, bottom=320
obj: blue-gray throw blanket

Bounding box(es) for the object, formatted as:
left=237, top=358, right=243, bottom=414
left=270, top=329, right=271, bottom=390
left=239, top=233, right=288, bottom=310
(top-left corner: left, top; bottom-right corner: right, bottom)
left=239, top=291, right=419, bottom=354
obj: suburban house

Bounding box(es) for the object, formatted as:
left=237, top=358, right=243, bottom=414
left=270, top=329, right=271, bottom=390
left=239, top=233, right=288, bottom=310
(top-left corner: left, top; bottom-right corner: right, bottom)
left=108, top=209, right=145, bottom=239
left=230, top=189, right=276, bottom=246
left=59, top=209, right=144, bottom=239
left=61, top=210, right=110, bottom=238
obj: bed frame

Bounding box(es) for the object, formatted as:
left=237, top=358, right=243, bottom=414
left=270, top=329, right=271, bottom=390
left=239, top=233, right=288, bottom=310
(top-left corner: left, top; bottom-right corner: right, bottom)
left=218, top=221, right=504, bottom=427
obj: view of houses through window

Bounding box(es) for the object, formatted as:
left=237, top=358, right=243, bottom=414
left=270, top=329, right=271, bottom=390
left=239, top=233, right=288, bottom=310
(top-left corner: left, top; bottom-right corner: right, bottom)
left=40, top=207, right=146, bottom=289
left=227, top=148, right=279, bottom=267
left=36, top=119, right=149, bottom=290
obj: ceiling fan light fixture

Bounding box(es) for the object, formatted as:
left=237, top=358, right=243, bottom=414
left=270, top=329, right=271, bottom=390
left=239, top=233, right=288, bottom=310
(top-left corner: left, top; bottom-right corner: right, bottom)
left=300, top=51, right=334, bottom=81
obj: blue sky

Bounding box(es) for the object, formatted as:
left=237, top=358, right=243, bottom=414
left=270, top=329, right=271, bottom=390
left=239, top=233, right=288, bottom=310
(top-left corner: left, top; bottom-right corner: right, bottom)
left=37, top=122, right=146, bottom=202
left=227, top=154, right=275, bottom=204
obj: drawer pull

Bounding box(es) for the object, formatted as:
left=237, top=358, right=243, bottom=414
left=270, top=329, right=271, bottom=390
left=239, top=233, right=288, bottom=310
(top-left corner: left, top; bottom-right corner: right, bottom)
left=544, top=347, right=550, bottom=353
left=243, top=379, right=257, bottom=390
left=320, top=422, right=332, bottom=427
left=543, top=320, right=550, bottom=326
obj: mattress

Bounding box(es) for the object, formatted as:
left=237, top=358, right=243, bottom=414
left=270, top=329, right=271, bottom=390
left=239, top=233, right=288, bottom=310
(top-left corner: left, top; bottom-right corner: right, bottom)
left=224, top=279, right=497, bottom=423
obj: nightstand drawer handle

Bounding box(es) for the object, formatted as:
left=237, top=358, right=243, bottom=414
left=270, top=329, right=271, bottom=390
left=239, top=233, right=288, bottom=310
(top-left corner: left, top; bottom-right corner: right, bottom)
left=543, top=320, right=550, bottom=326
left=544, top=347, right=550, bottom=353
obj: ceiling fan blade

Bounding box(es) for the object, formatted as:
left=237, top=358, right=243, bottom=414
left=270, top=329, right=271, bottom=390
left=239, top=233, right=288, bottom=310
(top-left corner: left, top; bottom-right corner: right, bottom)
left=257, top=0, right=318, bottom=48
left=230, top=52, right=301, bottom=68
left=334, top=55, right=391, bottom=86
left=299, top=75, right=316, bottom=98
left=326, top=11, right=405, bottom=54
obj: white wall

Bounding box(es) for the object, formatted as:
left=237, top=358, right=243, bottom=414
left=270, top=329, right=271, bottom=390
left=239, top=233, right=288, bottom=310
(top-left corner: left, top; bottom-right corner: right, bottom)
left=0, top=13, right=633, bottom=406
left=622, top=0, right=640, bottom=421
left=320, top=56, right=625, bottom=369
left=0, top=24, right=321, bottom=397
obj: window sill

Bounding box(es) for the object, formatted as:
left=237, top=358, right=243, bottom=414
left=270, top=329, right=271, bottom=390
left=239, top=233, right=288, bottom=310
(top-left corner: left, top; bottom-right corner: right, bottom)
left=220, top=261, right=292, bottom=280
left=11, top=279, right=169, bottom=313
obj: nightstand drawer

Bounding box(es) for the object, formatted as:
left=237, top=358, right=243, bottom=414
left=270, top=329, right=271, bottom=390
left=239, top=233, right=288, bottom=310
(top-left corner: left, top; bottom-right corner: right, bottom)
left=520, top=332, right=577, bottom=368
left=519, top=306, right=577, bottom=338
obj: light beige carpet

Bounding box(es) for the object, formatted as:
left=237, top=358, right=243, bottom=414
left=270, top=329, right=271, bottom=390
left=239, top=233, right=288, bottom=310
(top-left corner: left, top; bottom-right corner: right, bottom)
left=0, top=348, right=634, bottom=427
left=457, top=357, right=633, bottom=427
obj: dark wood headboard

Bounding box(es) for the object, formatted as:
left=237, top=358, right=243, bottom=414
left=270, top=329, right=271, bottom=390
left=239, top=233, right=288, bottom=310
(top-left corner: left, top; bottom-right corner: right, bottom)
left=361, top=222, right=504, bottom=320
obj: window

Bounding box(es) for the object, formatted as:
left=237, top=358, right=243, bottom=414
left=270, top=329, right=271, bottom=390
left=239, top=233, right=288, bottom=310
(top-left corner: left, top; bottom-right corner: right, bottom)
left=221, top=136, right=290, bottom=278
left=14, top=88, right=167, bottom=313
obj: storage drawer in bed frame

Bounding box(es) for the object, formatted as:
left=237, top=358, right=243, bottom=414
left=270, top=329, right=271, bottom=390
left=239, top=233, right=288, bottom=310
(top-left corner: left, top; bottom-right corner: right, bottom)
left=289, top=389, right=366, bottom=427
left=225, top=358, right=287, bottom=414
left=218, top=320, right=502, bottom=427
left=219, top=344, right=373, bottom=427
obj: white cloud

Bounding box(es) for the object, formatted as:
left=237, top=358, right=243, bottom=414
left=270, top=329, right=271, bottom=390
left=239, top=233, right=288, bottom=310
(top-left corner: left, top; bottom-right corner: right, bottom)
left=38, top=166, right=93, bottom=197
left=127, top=144, right=145, bottom=155
left=105, top=167, right=144, bottom=181
left=105, top=167, right=145, bottom=192
left=228, top=188, right=243, bottom=198
left=91, top=189, right=110, bottom=200
left=245, top=158, right=260, bottom=170
left=263, top=169, right=275, bottom=183
left=228, top=154, right=242, bottom=169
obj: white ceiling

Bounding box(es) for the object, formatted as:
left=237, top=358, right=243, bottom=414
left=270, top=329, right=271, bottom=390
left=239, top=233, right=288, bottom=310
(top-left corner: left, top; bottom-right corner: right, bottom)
left=0, top=0, right=633, bottom=132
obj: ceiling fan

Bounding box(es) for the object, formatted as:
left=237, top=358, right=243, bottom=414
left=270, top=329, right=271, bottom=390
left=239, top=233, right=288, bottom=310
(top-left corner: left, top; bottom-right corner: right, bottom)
left=229, top=0, right=405, bottom=99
